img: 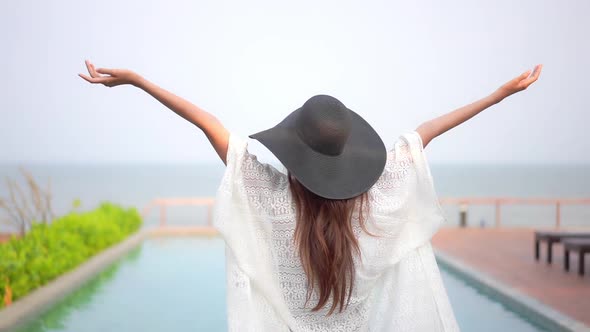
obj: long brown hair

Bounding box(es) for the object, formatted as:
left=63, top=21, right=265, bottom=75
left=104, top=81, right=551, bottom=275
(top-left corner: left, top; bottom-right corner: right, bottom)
left=288, top=172, right=372, bottom=315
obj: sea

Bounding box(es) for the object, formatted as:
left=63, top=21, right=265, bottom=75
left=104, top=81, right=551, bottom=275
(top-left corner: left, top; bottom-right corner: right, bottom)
left=0, top=163, right=588, bottom=233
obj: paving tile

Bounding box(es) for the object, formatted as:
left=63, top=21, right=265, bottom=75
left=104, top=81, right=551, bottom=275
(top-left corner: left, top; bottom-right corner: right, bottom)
left=432, top=228, right=590, bottom=325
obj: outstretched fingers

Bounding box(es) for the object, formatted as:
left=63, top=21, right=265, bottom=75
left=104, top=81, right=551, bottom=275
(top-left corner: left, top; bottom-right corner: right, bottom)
left=84, top=60, right=100, bottom=78
left=523, top=64, right=543, bottom=87
left=80, top=60, right=119, bottom=86
left=519, top=70, right=532, bottom=80
left=96, top=68, right=115, bottom=75
left=78, top=73, right=113, bottom=85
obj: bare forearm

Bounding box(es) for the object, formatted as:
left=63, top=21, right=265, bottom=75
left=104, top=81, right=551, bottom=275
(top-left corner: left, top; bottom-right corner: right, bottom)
left=416, top=90, right=505, bottom=148
left=134, top=77, right=218, bottom=131
left=414, top=65, right=543, bottom=149
left=430, top=91, right=503, bottom=132
left=134, top=76, right=229, bottom=163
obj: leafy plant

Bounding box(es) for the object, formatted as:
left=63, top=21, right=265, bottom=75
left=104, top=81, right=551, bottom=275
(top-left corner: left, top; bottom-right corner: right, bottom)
left=71, top=198, right=82, bottom=211
left=0, top=202, right=142, bottom=308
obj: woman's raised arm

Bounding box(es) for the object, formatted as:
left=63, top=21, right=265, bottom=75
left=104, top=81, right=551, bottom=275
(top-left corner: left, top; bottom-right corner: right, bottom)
left=416, top=64, right=543, bottom=149
left=79, top=60, right=230, bottom=165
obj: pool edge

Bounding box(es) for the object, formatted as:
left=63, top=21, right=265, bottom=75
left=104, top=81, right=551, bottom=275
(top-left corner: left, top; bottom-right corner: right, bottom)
left=434, top=250, right=590, bottom=332
left=0, top=230, right=149, bottom=332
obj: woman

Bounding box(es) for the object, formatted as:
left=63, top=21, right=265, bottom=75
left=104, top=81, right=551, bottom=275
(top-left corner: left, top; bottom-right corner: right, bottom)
left=80, top=61, right=542, bottom=331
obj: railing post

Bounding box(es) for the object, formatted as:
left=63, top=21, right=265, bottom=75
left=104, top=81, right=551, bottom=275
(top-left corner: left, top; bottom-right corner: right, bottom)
left=160, top=205, right=166, bottom=227
left=495, top=200, right=501, bottom=228
left=140, top=203, right=153, bottom=221
left=459, top=203, right=468, bottom=228
left=207, top=205, right=212, bottom=226
left=556, top=201, right=561, bottom=229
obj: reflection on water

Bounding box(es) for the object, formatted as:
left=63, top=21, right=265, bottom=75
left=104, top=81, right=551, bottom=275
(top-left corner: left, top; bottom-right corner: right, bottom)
left=14, top=237, right=226, bottom=332
left=15, top=247, right=143, bottom=332
left=440, top=261, right=550, bottom=332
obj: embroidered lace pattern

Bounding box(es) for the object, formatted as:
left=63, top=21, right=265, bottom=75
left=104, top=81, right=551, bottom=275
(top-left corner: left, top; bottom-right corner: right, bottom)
left=214, top=130, right=460, bottom=332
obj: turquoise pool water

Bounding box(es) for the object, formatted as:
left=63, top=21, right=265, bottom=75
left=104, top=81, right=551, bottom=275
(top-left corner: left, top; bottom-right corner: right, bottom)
left=14, top=237, right=550, bottom=332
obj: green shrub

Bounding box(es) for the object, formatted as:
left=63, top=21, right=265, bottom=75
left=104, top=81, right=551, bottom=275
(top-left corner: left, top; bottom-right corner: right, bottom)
left=0, top=202, right=142, bottom=308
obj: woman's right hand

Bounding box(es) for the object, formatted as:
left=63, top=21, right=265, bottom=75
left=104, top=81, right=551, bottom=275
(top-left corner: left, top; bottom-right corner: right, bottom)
left=496, top=64, right=543, bottom=99
left=78, top=60, right=141, bottom=87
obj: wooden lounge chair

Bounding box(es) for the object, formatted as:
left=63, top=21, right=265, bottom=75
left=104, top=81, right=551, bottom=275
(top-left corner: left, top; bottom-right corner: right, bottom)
left=534, top=231, right=590, bottom=263
left=563, top=238, right=590, bottom=276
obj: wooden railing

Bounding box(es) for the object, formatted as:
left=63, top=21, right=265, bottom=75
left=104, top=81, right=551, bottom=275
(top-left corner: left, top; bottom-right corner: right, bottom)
left=141, top=196, right=590, bottom=229
left=439, top=197, right=590, bottom=228
left=141, top=197, right=215, bottom=227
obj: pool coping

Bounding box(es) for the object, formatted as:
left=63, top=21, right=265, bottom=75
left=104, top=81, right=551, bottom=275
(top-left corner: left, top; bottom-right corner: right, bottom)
left=0, top=227, right=220, bottom=331
left=0, top=230, right=149, bottom=332
left=434, top=250, right=590, bottom=332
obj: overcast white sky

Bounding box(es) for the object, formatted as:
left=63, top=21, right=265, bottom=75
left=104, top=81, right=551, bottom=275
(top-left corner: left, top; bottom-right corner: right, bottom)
left=0, top=0, right=588, bottom=165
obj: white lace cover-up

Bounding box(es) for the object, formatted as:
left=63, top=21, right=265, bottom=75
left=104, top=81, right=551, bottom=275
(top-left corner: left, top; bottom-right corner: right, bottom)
left=213, top=130, right=460, bottom=332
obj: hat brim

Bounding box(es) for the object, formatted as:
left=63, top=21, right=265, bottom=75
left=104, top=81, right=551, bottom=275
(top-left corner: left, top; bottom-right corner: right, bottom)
left=249, top=107, right=386, bottom=200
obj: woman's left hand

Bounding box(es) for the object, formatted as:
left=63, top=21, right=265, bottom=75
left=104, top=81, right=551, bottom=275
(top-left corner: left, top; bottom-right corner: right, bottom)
left=78, top=60, right=141, bottom=87
left=496, top=64, right=543, bottom=98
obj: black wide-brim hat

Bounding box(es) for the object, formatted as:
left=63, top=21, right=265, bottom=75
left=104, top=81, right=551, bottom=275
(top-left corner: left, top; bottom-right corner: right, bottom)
left=249, top=94, right=386, bottom=200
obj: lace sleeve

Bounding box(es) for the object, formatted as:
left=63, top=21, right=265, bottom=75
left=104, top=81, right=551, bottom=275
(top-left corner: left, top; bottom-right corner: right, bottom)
left=361, top=130, right=447, bottom=273
left=369, top=130, right=429, bottom=220
left=388, top=130, right=423, bottom=155
left=241, top=148, right=290, bottom=217
left=401, top=130, right=424, bottom=154
left=213, top=134, right=299, bottom=330
left=400, top=129, right=447, bottom=238
left=219, top=133, right=289, bottom=217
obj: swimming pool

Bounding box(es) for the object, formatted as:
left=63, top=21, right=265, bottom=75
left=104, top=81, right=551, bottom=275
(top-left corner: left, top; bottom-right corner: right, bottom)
left=13, top=237, right=550, bottom=332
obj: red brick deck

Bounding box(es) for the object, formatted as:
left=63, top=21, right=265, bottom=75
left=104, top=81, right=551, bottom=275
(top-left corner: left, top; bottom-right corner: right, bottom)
left=432, top=228, right=590, bottom=326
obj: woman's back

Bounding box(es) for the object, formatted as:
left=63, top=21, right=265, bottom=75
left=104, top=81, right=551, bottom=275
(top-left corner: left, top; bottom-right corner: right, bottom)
left=214, top=130, right=459, bottom=331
